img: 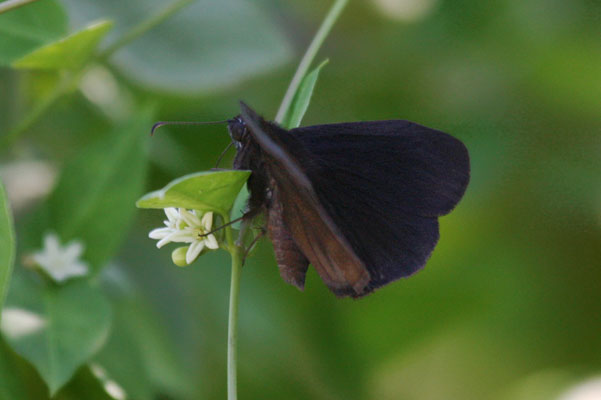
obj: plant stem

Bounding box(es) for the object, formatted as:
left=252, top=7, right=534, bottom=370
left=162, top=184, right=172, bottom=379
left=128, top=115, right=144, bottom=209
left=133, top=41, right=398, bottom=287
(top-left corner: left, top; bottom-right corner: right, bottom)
left=227, top=244, right=243, bottom=400
left=274, top=0, right=349, bottom=123
left=0, top=0, right=40, bottom=14
left=97, top=0, right=195, bottom=60
left=221, top=2, right=350, bottom=397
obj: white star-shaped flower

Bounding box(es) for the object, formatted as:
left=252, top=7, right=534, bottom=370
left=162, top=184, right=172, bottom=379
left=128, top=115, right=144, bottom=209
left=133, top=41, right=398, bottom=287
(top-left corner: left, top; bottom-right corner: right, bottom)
left=32, top=233, right=89, bottom=283
left=149, top=208, right=219, bottom=265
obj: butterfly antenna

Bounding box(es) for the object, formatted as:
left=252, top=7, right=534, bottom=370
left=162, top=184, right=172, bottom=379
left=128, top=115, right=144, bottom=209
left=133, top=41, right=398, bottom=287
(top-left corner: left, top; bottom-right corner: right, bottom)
left=150, top=120, right=229, bottom=136
left=215, top=142, right=234, bottom=168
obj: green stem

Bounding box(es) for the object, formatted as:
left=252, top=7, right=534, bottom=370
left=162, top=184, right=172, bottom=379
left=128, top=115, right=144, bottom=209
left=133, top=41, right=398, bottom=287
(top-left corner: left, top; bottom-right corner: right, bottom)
left=274, top=0, right=349, bottom=123
left=227, top=243, right=243, bottom=400
left=97, top=0, right=195, bottom=60
left=222, top=2, right=350, bottom=397
left=0, top=0, right=40, bottom=14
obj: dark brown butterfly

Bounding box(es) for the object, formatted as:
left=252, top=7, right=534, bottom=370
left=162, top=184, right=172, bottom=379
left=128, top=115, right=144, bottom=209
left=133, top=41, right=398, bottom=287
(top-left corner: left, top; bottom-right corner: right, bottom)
left=229, top=101, right=470, bottom=298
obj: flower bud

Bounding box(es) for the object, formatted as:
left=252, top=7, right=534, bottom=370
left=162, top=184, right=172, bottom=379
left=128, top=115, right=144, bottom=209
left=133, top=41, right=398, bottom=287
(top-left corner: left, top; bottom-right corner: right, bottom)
left=171, top=246, right=190, bottom=267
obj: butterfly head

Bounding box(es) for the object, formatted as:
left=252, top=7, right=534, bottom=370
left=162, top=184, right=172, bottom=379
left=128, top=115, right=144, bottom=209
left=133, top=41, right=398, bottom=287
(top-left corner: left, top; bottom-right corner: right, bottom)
left=227, top=116, right=248, bottom=149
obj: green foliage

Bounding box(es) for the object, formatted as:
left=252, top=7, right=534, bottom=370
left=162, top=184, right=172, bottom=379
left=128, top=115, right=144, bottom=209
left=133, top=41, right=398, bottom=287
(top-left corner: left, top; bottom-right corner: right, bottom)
left=12, top=20, right=113, bottom=70
left=137, top=170, right=251, bottom=217
left=3, top=275, right=111, bottom=395
left=1, top=0, right=601, bottom=399
left=0, top=0, right=67, bottom=65
left=95, top=292, right=195, bottom=399
left=0, top=181, right=14, bottom=317
left=281, top=59, right=329, bottom=129
left=61, top=0, right=292, bottom=92
left=38, top=110, right=151, bottom=271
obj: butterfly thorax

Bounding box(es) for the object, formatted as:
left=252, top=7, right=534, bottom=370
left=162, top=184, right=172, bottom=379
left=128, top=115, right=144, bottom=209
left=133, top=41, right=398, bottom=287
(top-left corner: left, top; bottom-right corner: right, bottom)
left=228, top=117, right=272, bottom=214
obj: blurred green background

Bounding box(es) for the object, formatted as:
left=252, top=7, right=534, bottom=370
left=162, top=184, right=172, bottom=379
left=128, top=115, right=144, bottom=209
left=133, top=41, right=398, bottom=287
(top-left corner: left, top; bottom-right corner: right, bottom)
left=1, top=0, right=600, bottom=399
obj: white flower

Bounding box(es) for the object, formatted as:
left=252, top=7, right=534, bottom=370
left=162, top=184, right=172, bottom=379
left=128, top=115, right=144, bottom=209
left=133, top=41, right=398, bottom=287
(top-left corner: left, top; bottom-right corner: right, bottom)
left=148, top=208, right=219, bottom=264
left=32, top=233, right=89, bottom=283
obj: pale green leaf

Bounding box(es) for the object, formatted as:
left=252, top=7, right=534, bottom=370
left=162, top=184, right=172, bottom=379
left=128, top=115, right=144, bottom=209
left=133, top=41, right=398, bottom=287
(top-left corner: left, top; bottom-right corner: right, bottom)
left=136, top=170, right=251, bottom=216
left=2, top=276, right=111, bottom=395
left=0, top=179, right=15, bottom=319
left=12, top=20, right=113, bottom=70
left=61, top=0, right=292, bottom=92
left=281, top=59, right=329, bottom=129
left=0, top=0, right=67, bottom=65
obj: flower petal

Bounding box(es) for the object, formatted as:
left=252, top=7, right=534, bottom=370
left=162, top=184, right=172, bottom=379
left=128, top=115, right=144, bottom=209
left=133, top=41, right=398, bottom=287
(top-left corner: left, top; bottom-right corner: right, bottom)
left=149, top=227, right=173, bottom=239
left=64, top=241, right=84, bottom=261
left=166, top=229, right=196, bottom=243
left=44, top=233, right=61, bottom=254
left=186, top=241, right=205, bottom=264
left=156, top=233, right=177, bottom=248
left=32, top=253, right=49, bottom=269
left=205, top=234, right=219, bottom=249
left=68, top=262, right=89, bottom=277
left=201, top=212, right=214, bottom=230
left=180, top=208, right=201, bottom=228
left=164, top=207, right=179, bottom=222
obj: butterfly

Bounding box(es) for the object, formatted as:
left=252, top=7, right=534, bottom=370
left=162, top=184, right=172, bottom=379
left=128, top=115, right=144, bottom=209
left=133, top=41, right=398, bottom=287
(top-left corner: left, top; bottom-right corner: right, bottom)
left=228, top=102, right=470, bottom=298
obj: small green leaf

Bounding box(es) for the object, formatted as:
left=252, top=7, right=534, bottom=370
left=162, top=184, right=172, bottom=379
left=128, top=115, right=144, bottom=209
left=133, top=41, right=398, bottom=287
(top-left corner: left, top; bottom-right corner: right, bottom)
left=0, top=0, right=68, bottom=65
left=2, top=275, right=112, bottom=395
left=281, top=59, right=329, bottom=129
left=12, top=20, right=113, bottom=70
left=136, top=170, right=251, bottom=216
left=0, top=179, right=15, bottom=319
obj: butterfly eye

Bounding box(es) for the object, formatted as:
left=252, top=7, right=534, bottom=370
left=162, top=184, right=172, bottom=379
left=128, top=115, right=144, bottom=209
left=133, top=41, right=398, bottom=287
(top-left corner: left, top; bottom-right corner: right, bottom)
left=228, top=118, right=247, bottom=142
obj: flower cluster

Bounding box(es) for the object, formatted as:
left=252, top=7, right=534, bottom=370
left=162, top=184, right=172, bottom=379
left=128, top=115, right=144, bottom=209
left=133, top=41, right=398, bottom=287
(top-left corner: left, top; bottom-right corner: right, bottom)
left=149, top=208, right=219, bottom=265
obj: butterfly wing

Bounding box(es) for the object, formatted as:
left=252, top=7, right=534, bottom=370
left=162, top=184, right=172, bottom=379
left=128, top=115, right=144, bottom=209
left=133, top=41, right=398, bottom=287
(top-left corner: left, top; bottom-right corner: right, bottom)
left=239, top=102, right=470, bottom=296
left=239, top=102, right=371, bottom=296
left=290, top=120, right=470, bottom=291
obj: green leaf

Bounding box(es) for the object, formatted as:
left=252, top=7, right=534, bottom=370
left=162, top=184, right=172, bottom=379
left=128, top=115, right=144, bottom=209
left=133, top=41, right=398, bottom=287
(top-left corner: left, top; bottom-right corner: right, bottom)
left=12, top=20, right=113, bottom=70
left=61, top=0, right=292, bottom=92
left=42, top=109, right=151, bottom=271
left=230, top=183, right=249, bottom=226
left=0, top=0, right=68, bottom=65
left=2, top=275, right=112, bottom=395
left=281, top=59, right=329, bottom=129
left=136, top=170, right=251, bottom=216
left=95, top=292, right=195, bottom=399
left=0, top=179, right=15, bottom=318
